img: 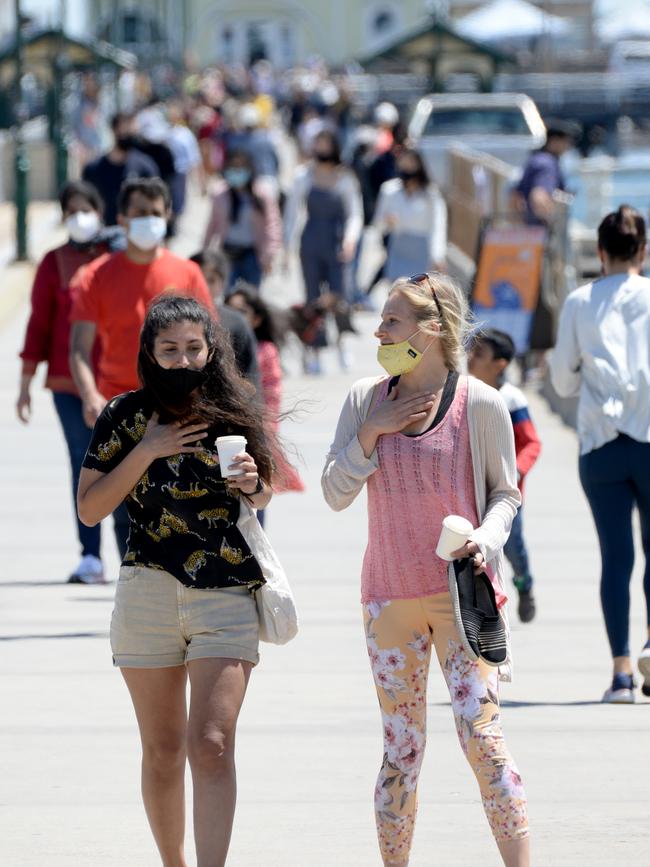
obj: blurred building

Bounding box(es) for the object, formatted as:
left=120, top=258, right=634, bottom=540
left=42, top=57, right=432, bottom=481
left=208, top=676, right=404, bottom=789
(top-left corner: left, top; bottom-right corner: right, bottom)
left=450, top=0, right=592, bottom=18
left=193, top=0, right=433, bottom=67
left=450, top=0, right=595, bottom=48
left=0, top=0, right=12, bottom=39
left=87, top=0, right=440, bottom=68
left=89, top=0, right=188, bottom=65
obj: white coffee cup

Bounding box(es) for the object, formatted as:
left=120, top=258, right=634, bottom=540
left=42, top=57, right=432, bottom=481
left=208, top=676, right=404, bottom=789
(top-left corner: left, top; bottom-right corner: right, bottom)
left=435, top=515, right=474, bottom=561
left=216, top=435, right=248, bottom=478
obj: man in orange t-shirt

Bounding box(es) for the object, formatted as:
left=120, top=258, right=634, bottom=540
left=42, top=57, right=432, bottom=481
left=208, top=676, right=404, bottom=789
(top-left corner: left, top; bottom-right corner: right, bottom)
left=69, top=177, right=214, bottom=559
left=70, top=176, right=214, bottom=423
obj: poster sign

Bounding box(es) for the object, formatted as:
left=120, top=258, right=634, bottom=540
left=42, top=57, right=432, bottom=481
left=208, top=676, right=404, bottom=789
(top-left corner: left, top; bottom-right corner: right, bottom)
left=472, top=225, right=546, bottom=354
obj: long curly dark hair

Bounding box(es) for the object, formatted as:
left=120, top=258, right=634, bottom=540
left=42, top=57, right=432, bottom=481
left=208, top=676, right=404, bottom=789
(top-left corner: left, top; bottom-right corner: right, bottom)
left=137, top=294, right=275, bottom=483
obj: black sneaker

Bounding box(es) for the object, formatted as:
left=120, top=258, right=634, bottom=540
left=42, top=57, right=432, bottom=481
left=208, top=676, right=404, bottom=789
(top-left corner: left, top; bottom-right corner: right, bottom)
left=448, top=558, right=482, bottom=661
left=448, top=560, right=507, bottom=667
left=475, top=572, right=508, bottom=667
left=517, top=589, right=536, bottom=623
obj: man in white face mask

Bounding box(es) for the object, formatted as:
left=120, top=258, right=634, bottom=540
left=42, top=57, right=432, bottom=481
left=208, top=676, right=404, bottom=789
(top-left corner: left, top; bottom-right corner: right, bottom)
left=69, top=177, right=215, bottom=559
left=17, top=179, right=120, bottom=585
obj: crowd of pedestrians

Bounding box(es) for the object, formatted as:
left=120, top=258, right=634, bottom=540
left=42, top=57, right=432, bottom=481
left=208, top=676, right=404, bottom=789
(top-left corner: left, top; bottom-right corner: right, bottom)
left=13, top=60, right=650, bottom=867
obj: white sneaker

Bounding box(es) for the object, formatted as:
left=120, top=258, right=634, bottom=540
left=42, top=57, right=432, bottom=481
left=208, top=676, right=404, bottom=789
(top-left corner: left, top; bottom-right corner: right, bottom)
left=68, top=554, right=105, bottom=584
left=304, top=353, right=322, bottom=375
left=638, top=644, right=650, bottom=697
left=337, top=346, right=354, bottom=371
left=601, top=672, right=636, bottom=704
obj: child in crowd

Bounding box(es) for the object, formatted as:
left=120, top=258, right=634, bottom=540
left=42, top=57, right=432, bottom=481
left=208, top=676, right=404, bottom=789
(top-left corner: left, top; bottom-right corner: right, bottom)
left=189, top=250, right=260, bottom=386
left=226, top=284, right=284, bottom=422
left=226, top=284, right=304, bottom=525
left=469, top=328, right=541, bottom=622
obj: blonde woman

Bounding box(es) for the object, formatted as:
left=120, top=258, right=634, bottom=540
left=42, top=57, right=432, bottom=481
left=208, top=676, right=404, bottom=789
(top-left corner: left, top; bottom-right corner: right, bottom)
left=322, top=273, right=530, bottom=866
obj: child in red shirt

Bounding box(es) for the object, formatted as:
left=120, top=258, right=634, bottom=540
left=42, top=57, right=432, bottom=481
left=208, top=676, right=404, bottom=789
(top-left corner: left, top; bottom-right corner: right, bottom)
left=226, top=285, right=304, bottom=526
left=469, top=328, right=542, bottom=622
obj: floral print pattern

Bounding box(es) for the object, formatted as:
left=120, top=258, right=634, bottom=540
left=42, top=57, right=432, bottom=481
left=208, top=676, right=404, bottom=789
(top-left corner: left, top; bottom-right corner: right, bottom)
left=363, top=594, right=528, bottom=863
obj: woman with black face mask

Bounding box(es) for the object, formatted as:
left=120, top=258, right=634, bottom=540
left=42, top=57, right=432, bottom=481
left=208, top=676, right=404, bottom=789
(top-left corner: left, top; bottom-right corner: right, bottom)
left=373, top=147, right=447, bottom=281
left=283, top=128, right=363, bottom=372
left=77, top=295, right=275, bottom=867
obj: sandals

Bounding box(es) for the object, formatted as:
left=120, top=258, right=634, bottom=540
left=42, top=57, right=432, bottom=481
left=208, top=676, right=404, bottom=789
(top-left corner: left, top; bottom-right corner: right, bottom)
left=448, top=558, right=508, bottom=667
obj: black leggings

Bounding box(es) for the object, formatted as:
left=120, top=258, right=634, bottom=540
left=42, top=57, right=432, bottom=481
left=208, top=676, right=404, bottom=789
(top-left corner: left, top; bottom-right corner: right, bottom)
left=579, top=434, right=650, bottom=657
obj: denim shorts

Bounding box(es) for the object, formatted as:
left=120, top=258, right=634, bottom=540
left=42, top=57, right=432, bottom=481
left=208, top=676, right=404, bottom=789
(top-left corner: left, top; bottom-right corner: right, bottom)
left=110, top=565, right=260, bottom=668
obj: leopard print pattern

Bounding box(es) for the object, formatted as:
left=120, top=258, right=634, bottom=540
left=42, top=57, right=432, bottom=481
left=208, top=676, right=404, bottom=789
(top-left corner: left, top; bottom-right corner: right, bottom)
left=198, top=507, right=231, bottom=528
left=130, top=469, right=153, bottom=506
left=146, top=508, right=206, bottom=543
left=219, top=537, right=254, bottom=566
left=120, top=411, right=147, bottom=442
left=161, top=481, right=209, bottom=499
left=183, top=549, right=218, bottom=581
left=87, top=430, right=121, bottom=463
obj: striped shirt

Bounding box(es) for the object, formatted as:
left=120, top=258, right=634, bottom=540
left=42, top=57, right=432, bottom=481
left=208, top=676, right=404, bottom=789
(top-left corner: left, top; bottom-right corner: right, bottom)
left=498, top=381, right=541, bottom=495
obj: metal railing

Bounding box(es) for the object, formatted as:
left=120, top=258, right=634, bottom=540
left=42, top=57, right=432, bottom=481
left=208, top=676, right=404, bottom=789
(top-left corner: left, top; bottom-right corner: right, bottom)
left=447, top=146, right=517, bottom=261
left=446, top=146, right=574, bottom=342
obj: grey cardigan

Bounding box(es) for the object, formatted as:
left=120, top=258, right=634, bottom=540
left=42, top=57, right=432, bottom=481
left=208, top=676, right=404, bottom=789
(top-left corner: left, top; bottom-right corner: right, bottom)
left=322, top=374, right=521, bottom=681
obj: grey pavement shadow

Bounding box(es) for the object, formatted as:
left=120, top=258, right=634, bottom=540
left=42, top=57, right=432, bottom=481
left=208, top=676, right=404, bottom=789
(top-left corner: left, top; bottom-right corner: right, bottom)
left=0, top=580, right=70, bottom=586
left=0, top=631, right=108, bottom=641
left=0, top=581, right=114, bottom=587
left=69, top=596, right=114, bottom=602
left=500, top=700, right=604, bottom=707
left=433, top=699, right=603, bottom=708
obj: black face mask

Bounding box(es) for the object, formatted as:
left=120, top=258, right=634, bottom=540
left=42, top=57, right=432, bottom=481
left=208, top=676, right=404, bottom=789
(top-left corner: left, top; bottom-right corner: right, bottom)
left=116, top=135, right=138, bottom=151
left=399, top=170, right=421, bottom=183
left=314, top=153, right=335, bottom=163
left=146, top=364, right=208, bottom=409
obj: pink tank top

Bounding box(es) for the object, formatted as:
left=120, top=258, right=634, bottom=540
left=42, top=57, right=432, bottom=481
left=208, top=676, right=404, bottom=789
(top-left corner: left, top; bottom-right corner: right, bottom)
left=361, top=375, right=481, bottom=603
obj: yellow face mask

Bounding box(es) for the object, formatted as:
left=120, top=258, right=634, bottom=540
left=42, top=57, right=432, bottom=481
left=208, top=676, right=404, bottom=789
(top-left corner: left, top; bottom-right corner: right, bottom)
left=377, top=331, right=429, bottom=376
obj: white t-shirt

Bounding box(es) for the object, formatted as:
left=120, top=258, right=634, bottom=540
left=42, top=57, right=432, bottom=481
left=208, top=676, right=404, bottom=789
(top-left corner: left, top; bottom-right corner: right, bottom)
left=373, top=178, right=447, bottom=265
left=550, top=272, right=650, bottom=454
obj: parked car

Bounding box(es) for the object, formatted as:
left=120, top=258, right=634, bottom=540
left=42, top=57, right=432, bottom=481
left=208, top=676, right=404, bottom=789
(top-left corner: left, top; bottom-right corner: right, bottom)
left=408, top=92, right=546, bottom=192
left=609, top=40, right=650, bottom=76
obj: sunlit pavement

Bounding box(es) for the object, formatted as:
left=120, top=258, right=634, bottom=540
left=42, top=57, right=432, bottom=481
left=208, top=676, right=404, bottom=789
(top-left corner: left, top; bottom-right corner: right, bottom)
left=1, top=194, right=649, bottom=866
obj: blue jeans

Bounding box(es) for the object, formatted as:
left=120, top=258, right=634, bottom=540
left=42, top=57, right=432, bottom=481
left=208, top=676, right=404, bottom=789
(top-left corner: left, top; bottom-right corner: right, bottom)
left=52, top=392, right=101, bottom=559
left=503, top=506, right=532, bottom=591
left=53, top=392, right=131, bottom=561
left=226, top=249, right=262, bottom=290
left=579, top=434, right=650, bottom=658
left=299, top=245, right=345, bottom=302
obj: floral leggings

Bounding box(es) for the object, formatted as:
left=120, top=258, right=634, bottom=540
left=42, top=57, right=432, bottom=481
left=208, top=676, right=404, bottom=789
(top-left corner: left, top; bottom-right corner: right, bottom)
left=363, top=592, right=529, bottom=864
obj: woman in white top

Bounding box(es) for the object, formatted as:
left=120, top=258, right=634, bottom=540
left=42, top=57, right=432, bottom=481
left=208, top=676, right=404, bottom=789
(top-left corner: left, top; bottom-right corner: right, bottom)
left=550, top=205, right=650, bottom=704
left=373, top=148, right=447, bottom=281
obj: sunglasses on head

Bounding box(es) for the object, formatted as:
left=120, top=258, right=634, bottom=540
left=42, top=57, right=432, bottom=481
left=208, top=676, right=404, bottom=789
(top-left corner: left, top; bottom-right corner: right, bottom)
left=409, top=272, right=443, bottom=320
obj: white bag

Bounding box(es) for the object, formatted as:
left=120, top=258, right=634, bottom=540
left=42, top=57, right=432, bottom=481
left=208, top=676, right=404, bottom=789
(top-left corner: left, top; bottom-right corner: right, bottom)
left=237, top=499, right=298, bottom=645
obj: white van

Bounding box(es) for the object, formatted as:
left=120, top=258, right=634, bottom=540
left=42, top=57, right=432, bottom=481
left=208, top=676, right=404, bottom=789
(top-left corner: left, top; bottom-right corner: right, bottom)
left=407, top=92, right=546, bottom=191
left=608, top=40, right=650, bottom=76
